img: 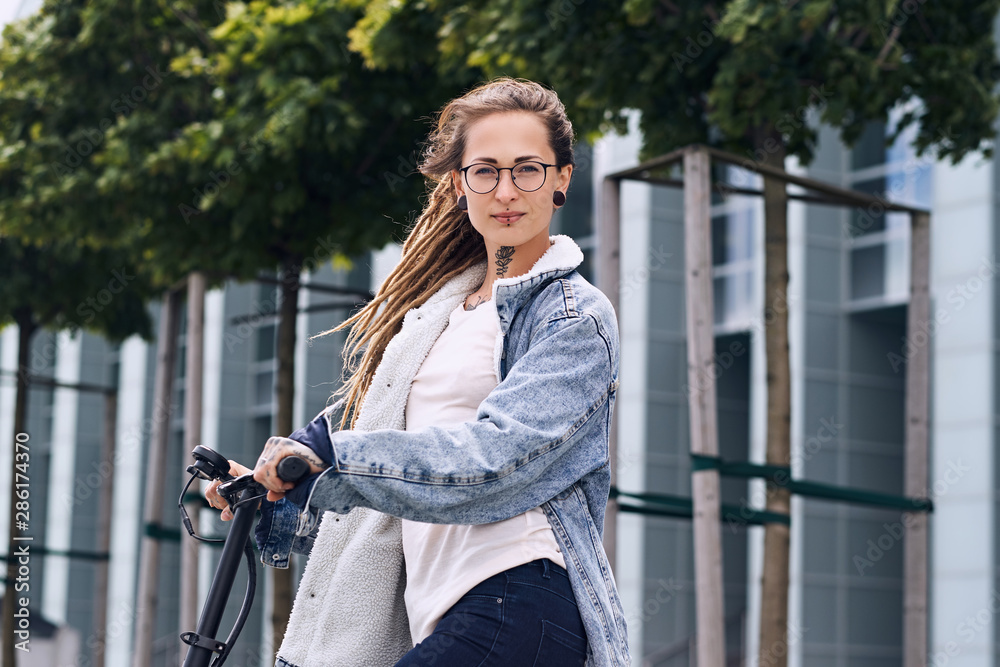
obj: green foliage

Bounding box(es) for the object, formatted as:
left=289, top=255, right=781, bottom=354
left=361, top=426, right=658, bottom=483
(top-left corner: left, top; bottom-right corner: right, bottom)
left=0, top=0, right=481, bottom=280
left=353, top=0, right=1000, bottom=165
left=114, top=0, right=482, bottom=285
left=0, top=236, right=154, bottom=341
left=0, top=0, right=482, bottom=344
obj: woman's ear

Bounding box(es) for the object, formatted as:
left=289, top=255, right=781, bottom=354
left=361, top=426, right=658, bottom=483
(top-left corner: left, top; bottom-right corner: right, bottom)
left=556, top=164, right=573, bottom=194
left=451, top=169, right=465, bottom=198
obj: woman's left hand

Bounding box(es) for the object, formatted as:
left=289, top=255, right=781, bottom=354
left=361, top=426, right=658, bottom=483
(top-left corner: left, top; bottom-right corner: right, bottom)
left=253, top=436, right=329, bottom=502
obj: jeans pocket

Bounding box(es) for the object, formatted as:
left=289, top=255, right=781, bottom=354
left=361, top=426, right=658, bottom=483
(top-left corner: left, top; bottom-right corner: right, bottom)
left=531, top=620, right=587, bottom=667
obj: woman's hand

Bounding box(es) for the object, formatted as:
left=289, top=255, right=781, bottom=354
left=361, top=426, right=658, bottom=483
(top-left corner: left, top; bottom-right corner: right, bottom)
left=205, top=460, right=253, bottom=521
left=253, top=436, right=329, bottom=502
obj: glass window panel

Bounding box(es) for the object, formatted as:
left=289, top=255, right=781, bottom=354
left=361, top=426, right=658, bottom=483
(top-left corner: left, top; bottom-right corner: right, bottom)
left=884, top=237, right=909, bottom=299
left=255, top=370, right=273, bottom=407
left=802, top=584, right=838, bottom=643
left=848, top=178, right=888, bottom=237
left=711, top=212, right=754, bottom=265
left=256, top=324, right=275, bottom=362
left=847, top=587, right=902, bottom=646
left=851, top=121, right=888, bottom=170
left=252, top=415, right=271, bottom=452
left=713, top=271, right=754, bottom=327
left=851, top=246, right=885, bottom=300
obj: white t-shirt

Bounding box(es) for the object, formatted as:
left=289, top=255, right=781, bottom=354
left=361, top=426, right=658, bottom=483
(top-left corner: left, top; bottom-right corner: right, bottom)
left=402, top=298, right=566, bottom=645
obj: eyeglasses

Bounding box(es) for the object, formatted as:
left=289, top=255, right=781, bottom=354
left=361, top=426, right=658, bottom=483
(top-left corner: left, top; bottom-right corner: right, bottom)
left=459, top=161, right=557, bottom=194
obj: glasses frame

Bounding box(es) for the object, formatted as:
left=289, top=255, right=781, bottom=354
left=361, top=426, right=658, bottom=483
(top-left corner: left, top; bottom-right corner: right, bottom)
left=459, top=161, right=558, bottom=194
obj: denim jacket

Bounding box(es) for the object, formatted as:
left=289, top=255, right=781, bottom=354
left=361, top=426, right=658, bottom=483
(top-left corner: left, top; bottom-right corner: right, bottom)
left=255, top=234, right=630, bottom=667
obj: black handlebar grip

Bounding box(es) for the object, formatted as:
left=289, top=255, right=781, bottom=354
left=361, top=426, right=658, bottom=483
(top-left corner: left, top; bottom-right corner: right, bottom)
left=276, top=456, right=310, bottom=484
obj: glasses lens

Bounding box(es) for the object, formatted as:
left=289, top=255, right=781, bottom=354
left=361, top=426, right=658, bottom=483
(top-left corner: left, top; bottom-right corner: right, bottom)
left=512, top=162, right=546, bottom=192
left=466, top=165, right=499, bottom=194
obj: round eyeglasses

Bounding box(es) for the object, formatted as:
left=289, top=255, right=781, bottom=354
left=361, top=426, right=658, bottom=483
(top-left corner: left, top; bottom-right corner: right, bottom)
left=459, top=161, right=557, bottom=194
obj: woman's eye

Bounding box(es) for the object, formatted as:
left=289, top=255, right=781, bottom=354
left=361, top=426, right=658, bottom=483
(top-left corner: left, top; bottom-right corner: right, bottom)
left=516, top=164, right=540, bottom=174
left=473, top=167, right=496, bottom=176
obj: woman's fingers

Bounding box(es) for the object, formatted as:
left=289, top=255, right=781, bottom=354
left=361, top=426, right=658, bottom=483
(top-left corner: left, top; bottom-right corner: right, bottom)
left=253, top=436, right=328, bottom=496
left=204, top=459, right=253, bottom=521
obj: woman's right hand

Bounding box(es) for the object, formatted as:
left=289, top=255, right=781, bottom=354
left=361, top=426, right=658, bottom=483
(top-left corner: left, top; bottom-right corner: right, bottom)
left=205, top=460, right=254, bottom=521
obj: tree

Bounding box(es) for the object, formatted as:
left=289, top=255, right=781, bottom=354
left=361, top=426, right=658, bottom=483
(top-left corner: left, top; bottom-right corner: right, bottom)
left=0, top=236, right=155, bottom=667
left=136, top=1, right=480, bottom=653
left=350, top=1, right=1000, bottom=665
left=3, top=0, right=482, bottom=660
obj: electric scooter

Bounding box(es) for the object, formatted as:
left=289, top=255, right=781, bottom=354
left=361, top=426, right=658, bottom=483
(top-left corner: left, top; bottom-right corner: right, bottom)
left=177, top=445, right=311, bottom=667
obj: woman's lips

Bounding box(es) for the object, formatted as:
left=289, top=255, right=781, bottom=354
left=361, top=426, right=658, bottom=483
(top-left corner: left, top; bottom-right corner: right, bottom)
left=493, top=212, right=525, bottom=224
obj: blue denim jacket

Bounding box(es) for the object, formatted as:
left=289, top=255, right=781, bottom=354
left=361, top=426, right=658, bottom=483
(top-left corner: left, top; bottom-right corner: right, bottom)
left=255, top=235, right=630, bottom=666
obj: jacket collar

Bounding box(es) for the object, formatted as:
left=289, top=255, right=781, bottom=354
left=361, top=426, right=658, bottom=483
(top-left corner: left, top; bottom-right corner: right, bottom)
left=427, top=233, right=585, bottom=333
left=352, top=234, right=583, bottom=433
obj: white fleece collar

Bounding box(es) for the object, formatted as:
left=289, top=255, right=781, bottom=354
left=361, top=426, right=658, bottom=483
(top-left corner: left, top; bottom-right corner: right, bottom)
left=353, top=234, right=583, bottom=433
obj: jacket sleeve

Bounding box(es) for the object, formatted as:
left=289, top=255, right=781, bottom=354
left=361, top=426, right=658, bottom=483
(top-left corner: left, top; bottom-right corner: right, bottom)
left=300, top=311, right=618, bottom=525
left=254, top=398, right=347, bottom=566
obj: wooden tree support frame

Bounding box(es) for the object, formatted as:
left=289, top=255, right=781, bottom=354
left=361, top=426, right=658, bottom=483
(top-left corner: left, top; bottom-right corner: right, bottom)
left=597, top=144, right=931, bottom=667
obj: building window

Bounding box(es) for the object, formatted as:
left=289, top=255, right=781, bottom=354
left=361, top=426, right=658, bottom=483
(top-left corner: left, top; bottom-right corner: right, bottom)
left=846, top=105, right=931, bottom=309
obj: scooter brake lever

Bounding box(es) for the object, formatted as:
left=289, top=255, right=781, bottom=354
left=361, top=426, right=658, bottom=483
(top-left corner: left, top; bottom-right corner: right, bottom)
left=217, top=473, right=263, bottom=509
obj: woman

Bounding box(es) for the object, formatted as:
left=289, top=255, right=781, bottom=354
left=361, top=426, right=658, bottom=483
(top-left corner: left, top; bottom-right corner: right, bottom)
left=207, top=77, right=629, bottom=667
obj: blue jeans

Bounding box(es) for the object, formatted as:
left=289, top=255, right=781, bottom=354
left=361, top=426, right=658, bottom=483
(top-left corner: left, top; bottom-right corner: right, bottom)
left=395, top=559, right=587, bottom=666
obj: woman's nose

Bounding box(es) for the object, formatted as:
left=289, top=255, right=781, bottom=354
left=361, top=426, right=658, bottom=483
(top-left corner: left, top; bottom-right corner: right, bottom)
left=494, top=170, right=519, bottom=200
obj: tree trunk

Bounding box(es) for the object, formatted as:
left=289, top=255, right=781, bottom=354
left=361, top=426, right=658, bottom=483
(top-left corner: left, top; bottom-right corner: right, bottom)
left=3, top=315, right=35, bottom=667
left=92, top=391, right=118, bottom=667
left=757, top=132, right=792, bottom=667
left=270, top=260, right=301, bottom=662
left=180, top=272, right=206, bottom=659
left=132, top=290, right=181, bottom=667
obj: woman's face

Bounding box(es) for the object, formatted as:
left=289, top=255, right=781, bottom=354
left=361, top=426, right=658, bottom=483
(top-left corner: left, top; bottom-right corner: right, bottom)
left=452, top=111, right=572, bottom=251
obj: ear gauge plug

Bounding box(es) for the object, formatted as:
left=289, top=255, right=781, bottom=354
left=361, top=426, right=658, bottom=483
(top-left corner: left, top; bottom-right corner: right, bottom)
left=553, top=191, right=566, bottom=206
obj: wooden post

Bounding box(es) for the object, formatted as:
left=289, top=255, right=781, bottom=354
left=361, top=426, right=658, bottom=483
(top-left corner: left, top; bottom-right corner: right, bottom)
left=180, top=272, right=206, bottom=657
left=270, top=262, right=301, bottom=660
left=903, top=211, right=930, bottom=667
left=683, top=147, right=725, bottom=667
left=92, top=390, right=117, bottom=667
left=132, top=290, right=180, bottom=667
left=599, top=175, right=622, bottom=571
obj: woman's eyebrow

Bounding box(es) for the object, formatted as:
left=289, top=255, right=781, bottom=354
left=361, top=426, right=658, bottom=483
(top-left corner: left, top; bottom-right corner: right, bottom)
left=469, top=155, right=544, bottom=164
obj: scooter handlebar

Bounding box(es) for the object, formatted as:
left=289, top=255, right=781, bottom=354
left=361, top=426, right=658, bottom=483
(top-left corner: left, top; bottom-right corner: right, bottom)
left=276, top=455, right=311, bottom=484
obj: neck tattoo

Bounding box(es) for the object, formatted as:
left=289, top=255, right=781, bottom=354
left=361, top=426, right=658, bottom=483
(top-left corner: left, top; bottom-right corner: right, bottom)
left=495, top=246, right=514, bottom=278
left=464, top=294, right=489, bottom=311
